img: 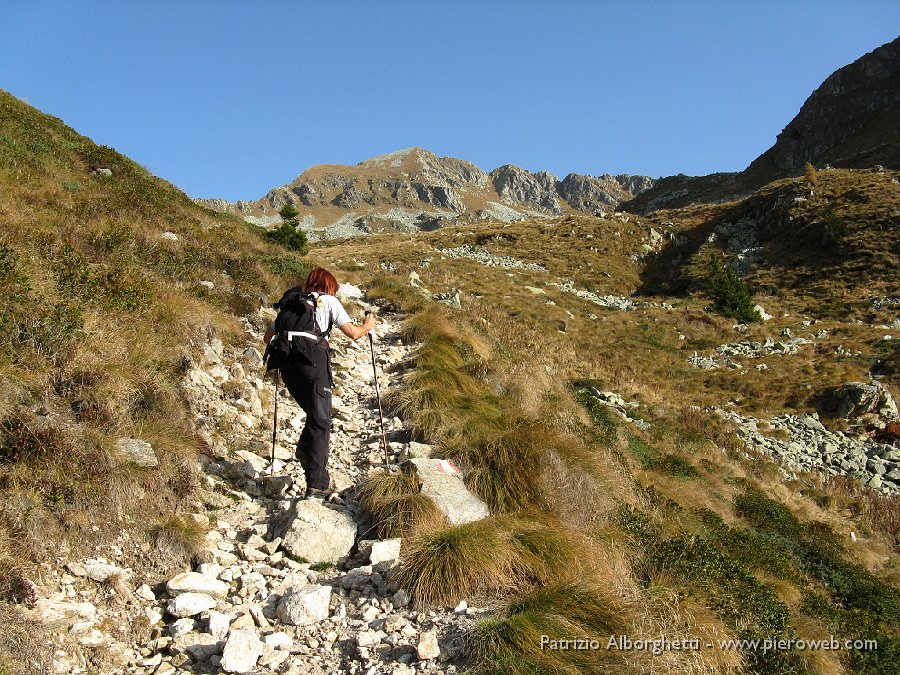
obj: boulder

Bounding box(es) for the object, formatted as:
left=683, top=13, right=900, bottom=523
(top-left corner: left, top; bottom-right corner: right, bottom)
left=276, top=585, right=332, bottom=626
left=405, top=458, right=490, bottom=525
left=166, top=572, right=229, bottom=599
left=83, top=559, right=131, bottom=583
left=114, top=438, right=158, bottom=468
left=170, top=632, right=221, bottom=661
left=490, top=165, right=562, bottom=213
left=221, top=627, right=263, bottom=673
left=167, top=592, right=218, bottom=618
left=280, top=501, right=357, bottom=564
left=31, top=599, right=95, bottom=629
left=825, top=381, right=900, bottom=423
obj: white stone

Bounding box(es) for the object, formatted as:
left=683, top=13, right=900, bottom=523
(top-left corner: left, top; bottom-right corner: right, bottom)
left=356, top=630, right=380, bottom=647
left=337, top=283, right=364, bottom=301
left=170, top=618, right=197, bottom=637
left=198, top=562, right=223, bottom=579
left=753, top=304, right=772, bottom=321
left=264, top=632, right=293, bottom=650
left=31, top=599, right=96, bottom=629
left=406, top=458, right=489, bottom=525
left=417, top=629, right=440, bottom=660
left=77, top=629, right=106, bottom=647
left=221, top=627, right=263, bottom=673
left=369, top=538, right=402, bottom=566
left=161, top=231, right=179, bottom=241
left=83, top=559, right=130, bottom=583
left=208, top=610, right=233, bottom=640
left=167, top=571, right=229, bottom=599
left=144, top=606, right=163, bottom=625
left=135, top=583, right=156, bottom=601
left=280, top=501, right=357, bottom=564
left=114, top=437, right=158, bottom=467
left=171, top=632, right=221, bottom=661
left=167, top=592, right=218, bottom=618
left=276, top=584, right=332, bottom=626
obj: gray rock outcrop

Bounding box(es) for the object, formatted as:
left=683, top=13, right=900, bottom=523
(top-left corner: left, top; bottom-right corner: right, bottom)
left=405, top=458, right=490, bottom=525
left=490, top=164, right=562, bottom=213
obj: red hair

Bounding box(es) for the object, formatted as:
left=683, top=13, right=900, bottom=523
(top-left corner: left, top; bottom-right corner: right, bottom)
left=304, top=267, right=338, bottom=295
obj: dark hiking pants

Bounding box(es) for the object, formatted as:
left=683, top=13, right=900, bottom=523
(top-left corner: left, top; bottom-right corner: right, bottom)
left=280, top=344, right=333, bottom=491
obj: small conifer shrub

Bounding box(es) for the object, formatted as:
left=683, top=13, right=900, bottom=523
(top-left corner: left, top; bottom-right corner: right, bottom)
left=266, top=203, right=308, bottom=253
left=707, top=257, right=761, bottom=323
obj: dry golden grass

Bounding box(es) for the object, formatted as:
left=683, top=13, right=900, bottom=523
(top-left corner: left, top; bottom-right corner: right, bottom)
left=151, top=514, right=208, bottom=560
left=0, top=606, right=51, bottom=675
left=398, top=514, right=600, bottom=609
left=357, top=469, right=447, bottom=538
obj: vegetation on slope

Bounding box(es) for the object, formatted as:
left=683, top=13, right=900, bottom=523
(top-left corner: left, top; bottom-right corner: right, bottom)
left=324, top=178, right=900, bottom=672
left=0, top=90, right=312, bottom=671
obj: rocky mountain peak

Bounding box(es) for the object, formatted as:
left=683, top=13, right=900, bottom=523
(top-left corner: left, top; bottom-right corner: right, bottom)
left=750, top=37, right=899, bottom=175
left=199, top=149, right=655, bottom=238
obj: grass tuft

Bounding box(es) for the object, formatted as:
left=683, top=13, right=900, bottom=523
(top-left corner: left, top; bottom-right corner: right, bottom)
left=357, top=469, right=447, bottom=538
left=472, top=581, right=629, bottom=675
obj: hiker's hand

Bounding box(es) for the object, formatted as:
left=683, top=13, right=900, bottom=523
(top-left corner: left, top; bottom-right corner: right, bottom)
left=363, top=314, right=376, bottom=331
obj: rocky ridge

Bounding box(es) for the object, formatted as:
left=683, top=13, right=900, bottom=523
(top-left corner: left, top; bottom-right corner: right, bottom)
left=623, top=36, right=900, bottom=215
left=30, top=291, right=486, bottom=675
left=196, top=148, right=655, bottom=239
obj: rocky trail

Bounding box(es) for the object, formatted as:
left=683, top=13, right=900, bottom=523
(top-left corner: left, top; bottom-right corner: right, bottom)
left=34, top=292, right=484, bottom=675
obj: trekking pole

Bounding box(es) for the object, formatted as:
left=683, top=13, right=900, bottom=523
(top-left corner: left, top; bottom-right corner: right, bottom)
left=366, top=312, right=391, bottom=468
left=271, top=369, right=279, bottom=477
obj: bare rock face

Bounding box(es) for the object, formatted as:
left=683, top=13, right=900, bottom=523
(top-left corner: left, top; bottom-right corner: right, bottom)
left=822, top=380, right=900, bottom=425
left=196, top=145, right=653, bottom=235
left=748, top=37, right=900, bottom=175
left=490, top=164, right=562, bottom=214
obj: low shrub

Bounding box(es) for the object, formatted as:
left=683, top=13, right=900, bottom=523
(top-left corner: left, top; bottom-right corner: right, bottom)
left=706, top=256, right=761, bottom=324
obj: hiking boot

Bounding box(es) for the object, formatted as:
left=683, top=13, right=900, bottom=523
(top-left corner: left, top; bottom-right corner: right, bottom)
left=305, top=487, right=336, bottom=502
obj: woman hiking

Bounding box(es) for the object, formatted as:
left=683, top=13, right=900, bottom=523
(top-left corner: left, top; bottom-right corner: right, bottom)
left=264, top=267, right=376, bottom=500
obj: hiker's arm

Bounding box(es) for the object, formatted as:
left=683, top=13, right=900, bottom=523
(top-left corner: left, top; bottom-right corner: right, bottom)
left=340, top=314, right=376, bottom=341
left=264, top=326, right=275, bottom=344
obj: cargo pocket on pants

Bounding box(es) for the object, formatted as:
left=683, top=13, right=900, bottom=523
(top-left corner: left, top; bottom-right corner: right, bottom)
left=314, top=384, right=332, bottom=424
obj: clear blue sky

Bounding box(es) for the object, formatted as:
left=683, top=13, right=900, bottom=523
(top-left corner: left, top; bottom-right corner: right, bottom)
left=1, top=2, right=898, bottom=201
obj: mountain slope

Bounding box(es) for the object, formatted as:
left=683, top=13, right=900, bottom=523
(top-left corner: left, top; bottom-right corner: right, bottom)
left=0, top=89, right=308, bottom=672
left=624, top=36, right=900, bottom=214
left=198, top=147, right=655, bottom=238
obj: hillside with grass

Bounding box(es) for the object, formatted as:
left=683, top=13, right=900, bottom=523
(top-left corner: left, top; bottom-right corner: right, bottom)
left=0, top=89, right=313, bottom=672
left=314, top=171, right=900, bottom=672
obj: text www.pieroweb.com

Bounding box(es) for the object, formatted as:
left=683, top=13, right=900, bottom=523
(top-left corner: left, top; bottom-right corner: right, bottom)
left=540, top=635, right=878, bottom=656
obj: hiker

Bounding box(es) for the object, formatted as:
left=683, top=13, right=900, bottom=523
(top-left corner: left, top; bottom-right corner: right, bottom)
left=264, top=268, right=376, bottom=500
